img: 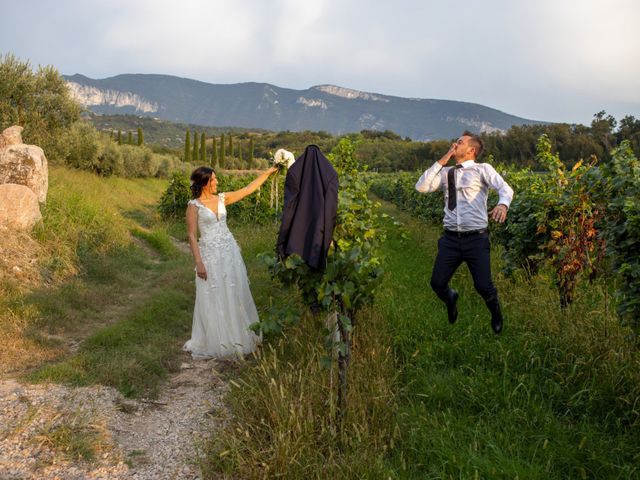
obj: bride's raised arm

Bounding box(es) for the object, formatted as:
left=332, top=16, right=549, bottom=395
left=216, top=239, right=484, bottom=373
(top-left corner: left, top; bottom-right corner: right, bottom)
left=223, top=166, right=279, bottom=205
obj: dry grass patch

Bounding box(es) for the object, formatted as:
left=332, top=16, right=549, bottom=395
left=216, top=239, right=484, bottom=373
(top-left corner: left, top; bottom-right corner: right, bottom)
left=33, top=409, right=113, bottom=463
left=0, top=227, right=43, bottom=291
left=203, top=307, right=400, bottom=479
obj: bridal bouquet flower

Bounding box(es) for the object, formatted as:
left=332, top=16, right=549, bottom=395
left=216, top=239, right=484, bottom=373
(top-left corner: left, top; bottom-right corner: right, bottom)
left=269, top=149, right=295, bottom=212
left=273, top=149, right=296, bottom=169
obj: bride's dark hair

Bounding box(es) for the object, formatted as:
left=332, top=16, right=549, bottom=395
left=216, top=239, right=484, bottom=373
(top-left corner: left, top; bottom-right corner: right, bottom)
left=190, top=166, right=215, bottom=199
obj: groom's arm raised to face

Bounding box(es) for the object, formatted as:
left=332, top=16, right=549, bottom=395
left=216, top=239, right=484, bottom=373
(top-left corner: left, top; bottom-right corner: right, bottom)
left=415, top=144, right=456, bottom=193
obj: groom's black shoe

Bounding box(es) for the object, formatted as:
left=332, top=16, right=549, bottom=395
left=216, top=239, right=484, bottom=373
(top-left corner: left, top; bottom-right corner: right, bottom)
left=491, top=307, right=503, bottom=334
left=446, top=289, right=459, bottom=324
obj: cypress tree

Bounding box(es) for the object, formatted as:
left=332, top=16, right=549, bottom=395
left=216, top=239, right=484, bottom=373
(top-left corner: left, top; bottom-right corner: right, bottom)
left=184, top=130, right=191, bottom=163
left=193, top=131, right=199, bottom=163
left=238, top=139, right=244, bottom=168
left=220, top=133, right=226, bottom=167
left=127, top=131, right=133, bottom=145
left=211, top=136, right=217, bottom=165
left=137, top=127, right=144, bottom=146
left=249, top=136, right=254, bottom=167
left=117, top=130, right=122, bottom=145
left=228, top=134, right=233, bottom=157
left=200, top=132, right=206, bottom=163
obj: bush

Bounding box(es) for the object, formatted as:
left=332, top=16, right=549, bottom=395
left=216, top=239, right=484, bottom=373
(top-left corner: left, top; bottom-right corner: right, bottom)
left=156, top=154, right=182, bottom=178
left=97, top=141, right=125, bottom=177
left=120, top=145, right=159, bottom=177
left=158, top=171, right=191, bottom=220
left=54, top=120, right=184, bottom=179
left=63, top=122, right=101, bottom=171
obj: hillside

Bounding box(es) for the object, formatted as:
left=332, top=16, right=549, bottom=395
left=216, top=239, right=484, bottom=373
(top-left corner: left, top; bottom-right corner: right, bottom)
left=65, top=73, right=545, bottom=141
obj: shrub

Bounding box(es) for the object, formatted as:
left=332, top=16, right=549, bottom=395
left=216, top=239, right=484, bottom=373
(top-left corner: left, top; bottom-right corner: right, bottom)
left=63, top=122, right=101, bottom=171
left=156, top=154, right=182, bottom=178
left=158, top=171, right=191, bottom=220
left=120, top=145, right=159, bottom=177
left=96, top=141, right=125, bottom=177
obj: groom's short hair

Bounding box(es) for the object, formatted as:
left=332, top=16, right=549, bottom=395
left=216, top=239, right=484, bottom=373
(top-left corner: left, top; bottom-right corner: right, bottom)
left=462, top=130, right=484, bottom=159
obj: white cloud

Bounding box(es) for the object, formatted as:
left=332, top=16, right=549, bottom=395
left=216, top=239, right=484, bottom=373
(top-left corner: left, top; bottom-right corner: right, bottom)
left=1, top=0, right=638, bottom=123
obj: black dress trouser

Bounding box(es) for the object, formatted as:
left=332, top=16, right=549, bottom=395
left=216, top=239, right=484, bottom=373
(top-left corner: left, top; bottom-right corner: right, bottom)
left=430, top=231, right=501, bottom=314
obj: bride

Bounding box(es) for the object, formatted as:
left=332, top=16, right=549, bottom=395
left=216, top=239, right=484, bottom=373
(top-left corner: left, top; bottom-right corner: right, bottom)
left=183, top=165, right=278, bottom=358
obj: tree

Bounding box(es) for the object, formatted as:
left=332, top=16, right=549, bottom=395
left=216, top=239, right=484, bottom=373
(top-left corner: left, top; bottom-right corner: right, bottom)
left=200, top=132, right=206, bottom=163
left=211, top=135, right=218, bottom=166
left=249, top=136, right=255, bottom=168
left=0, top=54, right=81, bottom=162
left=127, top=131, right=133, bottom=145
left=617, top=115, right=640, bottom=155
left=193, top=131, right=199, bottom=162
left=184, top=130, right=191, bottom=163
left=228, top=134, right=233, bottom=158
left=591, top=110, right=617, bottom=154
left=117, top=130, right=122, bottom=145
left=238, top=139, right=244, bottom=167
left=220, top=133, right=226, bottom=167
left=137, top=127, right=144, bottom=146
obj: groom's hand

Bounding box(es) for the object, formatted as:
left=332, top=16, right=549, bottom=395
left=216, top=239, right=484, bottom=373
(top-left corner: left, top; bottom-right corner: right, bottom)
left=490, top=204, right=508, bottom=223
left=438, top=143, right=457, bottom=166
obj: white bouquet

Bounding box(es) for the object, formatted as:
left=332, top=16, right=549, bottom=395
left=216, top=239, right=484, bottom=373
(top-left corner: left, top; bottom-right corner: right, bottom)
left=269, top=149, right=295, bottom=212
left=273, top=148, right=296, bottom=169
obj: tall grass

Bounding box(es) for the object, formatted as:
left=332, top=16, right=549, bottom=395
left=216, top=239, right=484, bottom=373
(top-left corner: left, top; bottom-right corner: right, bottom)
left=202, top=197, right=639, bottom=479
left=0, top=166, right=177, bottom=379
left=376, top=200, right=640, bottom=478
left=202, top=309, right=399, bottom=479
left=200, top=221, right=400, bottom=479
left=31, top=166, right=167, bottom=282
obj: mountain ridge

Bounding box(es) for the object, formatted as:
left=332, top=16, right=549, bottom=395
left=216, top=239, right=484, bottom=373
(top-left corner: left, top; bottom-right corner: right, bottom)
left=64, top=73, right=546, bottom=140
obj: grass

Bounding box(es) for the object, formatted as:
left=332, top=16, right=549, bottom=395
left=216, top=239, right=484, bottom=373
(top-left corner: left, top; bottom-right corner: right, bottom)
left=34, top=410, right=111, bottom=462
left=1, top=166, right=196, bottom=399
left=131, top=226, right=182, bottom=260
left=201, top=196, right=639, bottom=479
left=28, top=284, right=192, bottom=398
left=376, top=199, right=640, bottom=479
left=4, top=166, right=637, bottom=476
left=202, top=308, right=399, bottom=479
left=200, top=219, right=400, bottom=478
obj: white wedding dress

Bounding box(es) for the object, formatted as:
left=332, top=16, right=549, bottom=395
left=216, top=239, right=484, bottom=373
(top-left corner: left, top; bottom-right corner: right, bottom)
left=183, top=193, right=261, bottom=358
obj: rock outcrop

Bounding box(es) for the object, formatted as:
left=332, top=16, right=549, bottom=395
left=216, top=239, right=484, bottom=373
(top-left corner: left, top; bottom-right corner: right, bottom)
left=0, top=184, right=42, bottom=230
left=0, top=126, right=48, bottom=203
left=1, top=126, right=25, bottom=146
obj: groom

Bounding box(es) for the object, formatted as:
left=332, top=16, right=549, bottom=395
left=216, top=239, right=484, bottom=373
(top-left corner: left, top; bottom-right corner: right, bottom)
left=415, top=131, right=513, bottom=333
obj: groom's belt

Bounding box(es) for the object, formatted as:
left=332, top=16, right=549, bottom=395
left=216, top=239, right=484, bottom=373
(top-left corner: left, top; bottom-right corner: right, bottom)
left=444, top=228, right=487, bottom=238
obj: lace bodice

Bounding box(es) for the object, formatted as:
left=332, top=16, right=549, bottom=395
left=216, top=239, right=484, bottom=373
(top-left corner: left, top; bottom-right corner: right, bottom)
left=189, top=194, right=234, bottom=261
left=189, top=194, right=227, bottom=228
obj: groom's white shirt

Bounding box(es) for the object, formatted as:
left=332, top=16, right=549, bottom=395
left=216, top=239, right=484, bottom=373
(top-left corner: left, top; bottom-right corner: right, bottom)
left=415, top=159, right=514, bottom=232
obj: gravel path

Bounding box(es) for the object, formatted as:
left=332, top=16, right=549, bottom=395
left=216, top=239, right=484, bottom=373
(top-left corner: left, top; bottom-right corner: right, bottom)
left=0, top=357, right=230, bottom=480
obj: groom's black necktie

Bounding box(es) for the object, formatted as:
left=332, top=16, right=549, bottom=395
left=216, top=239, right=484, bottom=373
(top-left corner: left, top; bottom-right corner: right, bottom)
left=447, top=164, right=463, bottom=211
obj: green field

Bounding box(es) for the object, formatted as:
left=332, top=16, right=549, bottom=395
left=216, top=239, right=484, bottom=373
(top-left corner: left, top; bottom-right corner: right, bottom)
left=3, top=168, right=638, bottom=478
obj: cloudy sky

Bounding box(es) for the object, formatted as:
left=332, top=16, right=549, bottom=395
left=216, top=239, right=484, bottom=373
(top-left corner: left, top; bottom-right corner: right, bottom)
left=2, top=0, right=639, bottom=125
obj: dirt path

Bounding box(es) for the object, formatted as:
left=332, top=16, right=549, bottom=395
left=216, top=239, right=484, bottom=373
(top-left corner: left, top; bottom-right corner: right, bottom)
left=0, top=356, right=231, bottom=480
left=0, top=234, right=238, bottom=479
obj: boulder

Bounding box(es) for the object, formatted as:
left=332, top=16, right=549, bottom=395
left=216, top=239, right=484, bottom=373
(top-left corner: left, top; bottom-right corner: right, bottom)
left=0, top=184, right=42, bottom=230
left=0, top=126, right=48, bottom=203
left=1, top=126, right=24, bottom=146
